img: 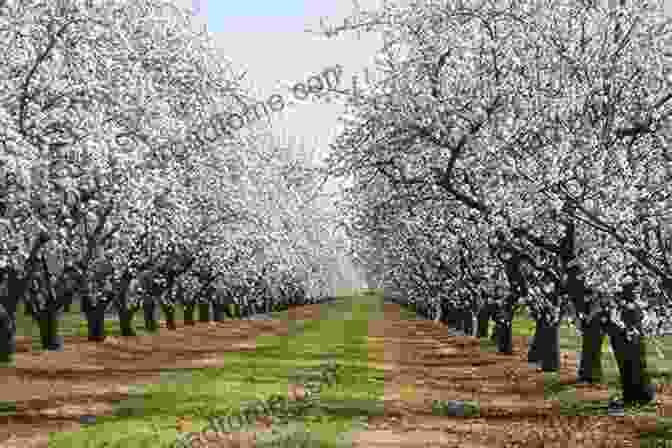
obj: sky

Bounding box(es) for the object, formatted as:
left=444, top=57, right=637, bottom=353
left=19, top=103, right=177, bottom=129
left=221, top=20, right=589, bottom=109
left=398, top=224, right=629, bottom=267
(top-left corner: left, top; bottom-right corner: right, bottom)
left=171, top=0, right=385, bottom=164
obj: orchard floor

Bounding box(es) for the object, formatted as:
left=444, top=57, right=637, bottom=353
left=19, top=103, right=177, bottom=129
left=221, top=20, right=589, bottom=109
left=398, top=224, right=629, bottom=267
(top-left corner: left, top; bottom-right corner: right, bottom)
left=0, top=309, right=315, bottom=448
left=358, top=304, right=665, bottom=448
left=1, top=295, right=672, bottom=447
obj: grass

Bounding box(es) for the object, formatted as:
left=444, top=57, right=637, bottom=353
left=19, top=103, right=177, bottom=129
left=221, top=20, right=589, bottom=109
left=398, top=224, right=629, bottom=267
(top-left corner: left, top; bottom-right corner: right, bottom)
left=12, top=290, right=672, bottom=446
left=43, top=291, right=389, bottom=447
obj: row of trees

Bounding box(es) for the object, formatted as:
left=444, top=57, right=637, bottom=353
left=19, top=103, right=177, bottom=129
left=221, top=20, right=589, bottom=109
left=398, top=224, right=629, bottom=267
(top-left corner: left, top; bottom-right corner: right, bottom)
left=0, top=0, right=348, bottom=362
left=320, top=0, right=671, bottom=405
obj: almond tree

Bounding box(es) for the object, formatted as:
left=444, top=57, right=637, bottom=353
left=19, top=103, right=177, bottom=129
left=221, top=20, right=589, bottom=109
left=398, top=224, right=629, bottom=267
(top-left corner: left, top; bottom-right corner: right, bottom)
left=0, top=0, right=251, bottom=356
left=319, top=0, right=669, bottom=404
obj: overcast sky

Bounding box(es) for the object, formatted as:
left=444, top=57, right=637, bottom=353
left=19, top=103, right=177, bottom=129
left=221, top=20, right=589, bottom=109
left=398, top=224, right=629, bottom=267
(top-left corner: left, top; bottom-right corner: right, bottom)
left=167, top=0, right=384, bottom=165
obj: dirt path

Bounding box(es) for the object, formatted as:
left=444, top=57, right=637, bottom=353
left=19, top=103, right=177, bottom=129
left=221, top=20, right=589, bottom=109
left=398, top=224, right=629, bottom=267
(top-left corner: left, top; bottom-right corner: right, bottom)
left=348, top=302, right=666, bottom=448
left=2, top=299, right=672, bottom=447
left=0, top=305, right=325, bottom=448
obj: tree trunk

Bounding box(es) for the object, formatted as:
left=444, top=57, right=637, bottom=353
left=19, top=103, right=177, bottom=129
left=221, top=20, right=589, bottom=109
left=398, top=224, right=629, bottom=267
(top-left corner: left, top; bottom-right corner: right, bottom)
left=142, top=297, right=158, bottom=332
left=496, top=319, right=513, bottom=354
left=198, top=302, right=210, bottom=322
left=528, top=317, right=542, bottom=364
left=439, top=303, right=448, bottom=325
left=495, top=300, right=514, bottom=354
left=0, top=305, right=17, bottom=363
left=528, top=317, right=560, bottom=371
left=81, top=294, right=91, bottom=315
left=461, top=310, right=474, bottom=336
left=85, top=300, right=107, bottom=342
left=607, top=324, right=656, bottom=405
left=37, top=308, right=64, bottom=350
left=577, top=315, right=605, bottom=383
left=477, top=305, right=490, bottom=338
left=118, top=307, right=136, bottom=337
left=456, top=313, right=465, bottom=330
left=213, top=303, right=227, bottom=322
left=183, top=303, right=196, bottom=325
left=24, top=300, right=33, bottom=316
left=161, top=303, right=177, bottom=330
left=442, top=303, right=458, bottom=327
left=62, top=293, right=73, bottom=313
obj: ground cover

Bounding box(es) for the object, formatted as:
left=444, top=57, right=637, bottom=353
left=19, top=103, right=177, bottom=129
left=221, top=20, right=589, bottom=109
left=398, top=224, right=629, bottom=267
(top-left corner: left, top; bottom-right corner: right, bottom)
left=0, top=293, right=390, bottom=447
left=349, top=299, right=672, bottom=447
left=3, top=291, right=672, bottom=447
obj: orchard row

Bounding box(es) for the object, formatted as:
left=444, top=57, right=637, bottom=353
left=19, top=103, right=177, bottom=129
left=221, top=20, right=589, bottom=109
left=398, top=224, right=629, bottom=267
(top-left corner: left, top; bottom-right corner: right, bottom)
left=318, top=0, right=671, bottom=406
left=0, top=1, right=347, bottom=361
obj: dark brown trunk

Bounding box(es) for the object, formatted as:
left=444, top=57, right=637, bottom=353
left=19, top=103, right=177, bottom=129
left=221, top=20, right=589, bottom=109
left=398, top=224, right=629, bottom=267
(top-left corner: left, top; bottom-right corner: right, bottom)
left=118, top=307, right=136, bottom=337
left=496, top=319, right=513, bottom=354
left=62, top=293, right=73, bottom=313
left=529, top=312, right=561, bottom=372
left=477, top=305, right=490, bottom=338
left=577, top=314, right=605, bottom=383
left=85, top=299, right=107, bottom=342
left=461, top=309, right=474, bottom=336
left=143, top=297, right=158, bottom=332
left=81, top=294, right=92, bottom=315
left=161, top=303, right=177, bottom=330
left=183, top=303, right=196, bottom=325
left=496, top=297, right=514, bottom=354
left=198, top=302, right=210, bottom=322
left=239, top=302, right=249, bottom=318
left=24, top=300, right=33, bottom=316
left=455, top=307, right=462, bottom=327
left=213, top=302, right=226, bottom=322
left=0, top=304, right=16, bottom=363
left=606, top=323, right=655, bottom=405
left=37, top=308, right=64, bottom=350
left=528, top=317, right=543, bottom=364
left=1, top=239, right=49, bottom=360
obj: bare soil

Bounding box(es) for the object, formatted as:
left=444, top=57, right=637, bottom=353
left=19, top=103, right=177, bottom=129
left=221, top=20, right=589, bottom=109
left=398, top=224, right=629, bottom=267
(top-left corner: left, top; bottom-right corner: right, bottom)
left=0, top=306, right=321, bottom=448
left=1, top=301, right=671, bottom=447
left=350, top=302, right=665, bottom=448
